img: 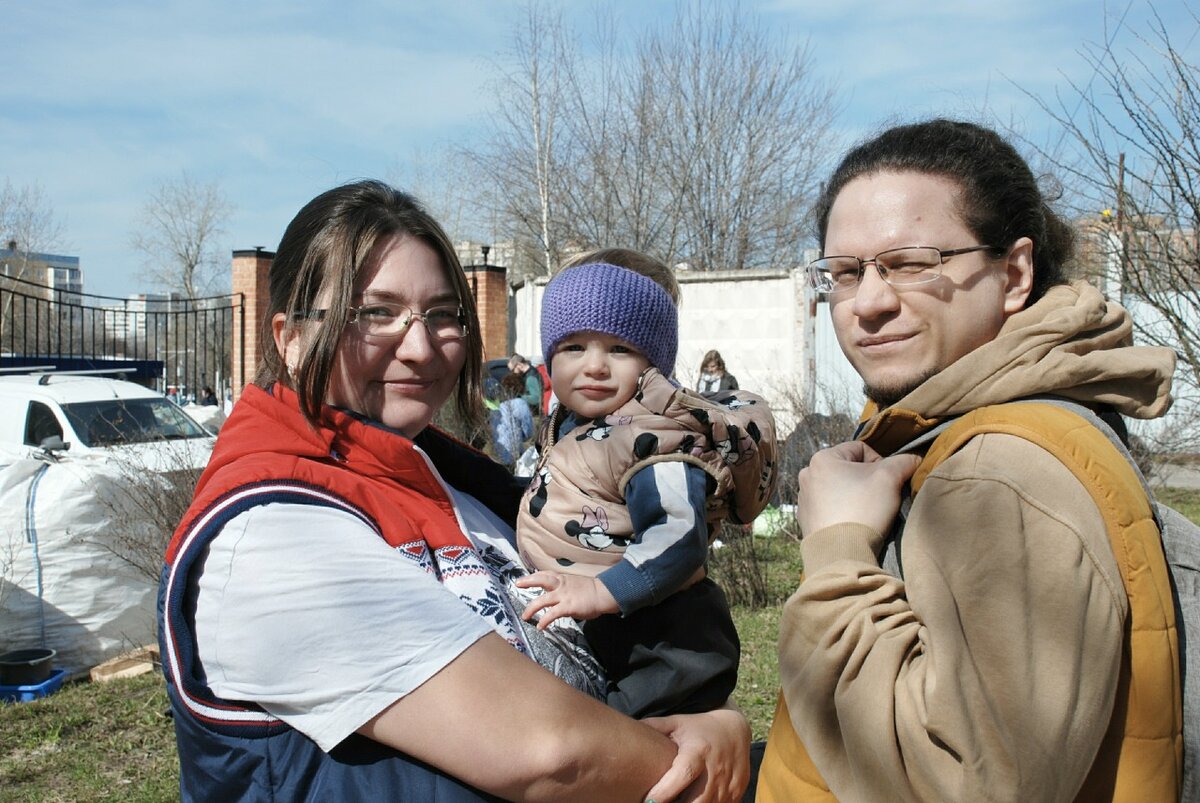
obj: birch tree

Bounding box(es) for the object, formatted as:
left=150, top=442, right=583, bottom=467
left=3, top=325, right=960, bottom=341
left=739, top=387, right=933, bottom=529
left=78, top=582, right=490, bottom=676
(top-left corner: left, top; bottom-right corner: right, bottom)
left=0, top=180, right=65, bottom=348
left=0, top=180, right=63, bottom=282
left=466, top=2, right=572, bottom=279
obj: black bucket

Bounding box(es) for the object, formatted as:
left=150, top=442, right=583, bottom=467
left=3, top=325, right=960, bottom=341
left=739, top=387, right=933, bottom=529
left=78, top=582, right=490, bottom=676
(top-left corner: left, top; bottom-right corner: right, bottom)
left=0, top=648, right=57, bottom=687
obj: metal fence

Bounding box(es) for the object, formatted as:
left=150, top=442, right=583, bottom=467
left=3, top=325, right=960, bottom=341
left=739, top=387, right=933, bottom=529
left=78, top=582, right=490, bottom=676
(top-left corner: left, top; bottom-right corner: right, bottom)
left=0, top=275, right=244, bottom=402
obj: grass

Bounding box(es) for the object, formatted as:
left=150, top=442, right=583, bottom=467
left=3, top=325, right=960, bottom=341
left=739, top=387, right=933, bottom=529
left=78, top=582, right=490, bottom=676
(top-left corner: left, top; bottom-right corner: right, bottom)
left=0, top=592, right=796, bottom=802
left=0, top=673, right=176, bottom=802
left=708, top=527, right=806, bottom=739
left=731, top=604, right=786, bottom=739
left=2, top=487, right=1197, bottom=799
left=1156, top=486, right=1200, bottom=523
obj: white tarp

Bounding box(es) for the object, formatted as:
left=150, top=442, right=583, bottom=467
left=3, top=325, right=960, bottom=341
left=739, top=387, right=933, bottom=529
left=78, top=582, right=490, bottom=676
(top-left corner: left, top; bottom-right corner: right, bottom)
left=0, top=448, right=197, bottom=674
left=180, top=403, right=226, bottom=433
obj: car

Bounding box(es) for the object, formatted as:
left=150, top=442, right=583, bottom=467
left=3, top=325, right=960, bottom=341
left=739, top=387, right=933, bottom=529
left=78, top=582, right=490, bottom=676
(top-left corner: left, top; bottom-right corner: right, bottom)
left=0, top=371, right=216, bottom=472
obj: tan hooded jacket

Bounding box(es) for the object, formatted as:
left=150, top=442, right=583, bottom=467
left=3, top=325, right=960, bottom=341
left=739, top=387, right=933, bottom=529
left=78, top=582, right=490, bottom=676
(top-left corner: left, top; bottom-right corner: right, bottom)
left=760, top=282, right=1177, bottom=802
left=516, top=368, right=778, bottom=582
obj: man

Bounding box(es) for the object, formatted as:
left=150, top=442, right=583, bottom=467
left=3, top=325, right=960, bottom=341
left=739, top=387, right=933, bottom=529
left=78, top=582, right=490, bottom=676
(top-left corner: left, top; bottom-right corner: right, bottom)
left=507, top=353, right=545, bottom=417
left=757, top=120, right=1180, bottom=801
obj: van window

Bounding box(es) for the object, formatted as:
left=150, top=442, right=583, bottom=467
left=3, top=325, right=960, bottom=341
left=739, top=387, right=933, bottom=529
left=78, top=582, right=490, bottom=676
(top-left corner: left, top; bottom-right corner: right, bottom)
left=60, top=398, right=208, bottom=447
left=24, top=401, right=64, bottom=446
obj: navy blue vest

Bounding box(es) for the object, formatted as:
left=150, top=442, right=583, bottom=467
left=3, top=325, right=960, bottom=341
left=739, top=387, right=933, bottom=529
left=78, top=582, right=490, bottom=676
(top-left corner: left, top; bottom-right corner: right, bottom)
left=159, top=484, right=506, bottom=802
left=159, top=400, right=523, bottom=801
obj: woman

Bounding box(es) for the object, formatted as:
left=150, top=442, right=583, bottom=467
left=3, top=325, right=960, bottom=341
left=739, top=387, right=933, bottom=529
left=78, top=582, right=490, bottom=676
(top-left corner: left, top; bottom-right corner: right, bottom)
left=696, top=350, right=738, bottom=393
left=159, top=181, right=749, bottom=802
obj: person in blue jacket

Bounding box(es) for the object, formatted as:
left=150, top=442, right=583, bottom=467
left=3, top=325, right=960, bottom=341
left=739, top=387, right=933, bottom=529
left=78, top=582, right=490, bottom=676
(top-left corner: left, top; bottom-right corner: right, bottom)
left=490, top=372, right=534, bottom=467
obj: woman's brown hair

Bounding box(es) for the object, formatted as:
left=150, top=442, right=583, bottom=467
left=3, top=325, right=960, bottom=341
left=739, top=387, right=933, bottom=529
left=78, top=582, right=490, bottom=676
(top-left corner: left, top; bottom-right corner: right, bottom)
left=699, top=349, right=726, bottom=375
left=255, top=180, right=484, bottom=431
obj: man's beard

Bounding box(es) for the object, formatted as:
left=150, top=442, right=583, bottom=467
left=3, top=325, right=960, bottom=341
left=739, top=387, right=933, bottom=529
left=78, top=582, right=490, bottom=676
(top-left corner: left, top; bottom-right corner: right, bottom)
left=862, top=369, right=938, bottom=409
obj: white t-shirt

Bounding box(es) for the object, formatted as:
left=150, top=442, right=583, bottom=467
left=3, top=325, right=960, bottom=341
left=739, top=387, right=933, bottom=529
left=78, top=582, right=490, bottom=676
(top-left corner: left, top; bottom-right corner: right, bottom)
left=192, top=486, right=529, bottom=752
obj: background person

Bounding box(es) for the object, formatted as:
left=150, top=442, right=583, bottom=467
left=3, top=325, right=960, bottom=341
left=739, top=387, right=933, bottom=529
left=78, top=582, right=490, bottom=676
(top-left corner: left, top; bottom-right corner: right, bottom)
left=696, top=350, right=738, bottom=393
left=532, top=356, right=554, bottom=415
left=490, top=371, right=534, bottom=467
left=756, top=120, right=1179, bottom=802
left=516, top=253, right=778, bottom=720
left=506, top=353, right=544, bottom=417
left=159, top=180, right=750, bottom=803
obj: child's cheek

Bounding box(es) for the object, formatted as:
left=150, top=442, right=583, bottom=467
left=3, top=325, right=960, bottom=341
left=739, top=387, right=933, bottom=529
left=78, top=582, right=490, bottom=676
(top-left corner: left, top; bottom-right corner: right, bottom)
left=549, top=354, right=571, bottom=399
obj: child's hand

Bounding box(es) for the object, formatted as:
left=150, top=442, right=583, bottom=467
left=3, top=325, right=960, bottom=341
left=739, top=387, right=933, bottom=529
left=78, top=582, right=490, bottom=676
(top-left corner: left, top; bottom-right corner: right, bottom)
left=515, top=572, right=620, bottom=629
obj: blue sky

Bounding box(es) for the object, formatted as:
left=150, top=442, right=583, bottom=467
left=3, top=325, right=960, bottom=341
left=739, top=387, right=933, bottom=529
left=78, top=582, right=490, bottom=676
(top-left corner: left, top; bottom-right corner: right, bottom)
left=2, top=0, right=1195, bottom=297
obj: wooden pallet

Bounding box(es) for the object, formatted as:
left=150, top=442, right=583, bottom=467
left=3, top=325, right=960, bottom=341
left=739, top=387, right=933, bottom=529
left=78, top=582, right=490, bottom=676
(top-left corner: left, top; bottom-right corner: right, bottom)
left=89, top=646, right=160, bottom=683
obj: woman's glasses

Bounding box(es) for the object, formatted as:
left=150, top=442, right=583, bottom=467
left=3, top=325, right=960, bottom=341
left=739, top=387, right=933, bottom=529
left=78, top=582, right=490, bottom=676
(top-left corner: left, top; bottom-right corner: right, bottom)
left=297, top=303, right=469, bottom=341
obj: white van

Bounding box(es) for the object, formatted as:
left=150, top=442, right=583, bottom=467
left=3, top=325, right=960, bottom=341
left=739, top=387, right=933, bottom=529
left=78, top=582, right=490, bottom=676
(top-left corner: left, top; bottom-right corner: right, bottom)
left=0, top=372, right=215, bottom=471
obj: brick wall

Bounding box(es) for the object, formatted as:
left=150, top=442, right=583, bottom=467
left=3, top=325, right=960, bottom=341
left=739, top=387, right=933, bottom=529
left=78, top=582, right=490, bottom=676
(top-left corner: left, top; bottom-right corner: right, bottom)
left=464, top=263, right=509, bottom=361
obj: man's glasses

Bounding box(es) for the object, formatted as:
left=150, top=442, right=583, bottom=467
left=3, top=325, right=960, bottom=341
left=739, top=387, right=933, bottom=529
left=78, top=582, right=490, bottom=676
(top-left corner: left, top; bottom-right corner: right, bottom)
left=807, top=245, right=1002, bottom=294
left=298, top=303, right=469, bottom=341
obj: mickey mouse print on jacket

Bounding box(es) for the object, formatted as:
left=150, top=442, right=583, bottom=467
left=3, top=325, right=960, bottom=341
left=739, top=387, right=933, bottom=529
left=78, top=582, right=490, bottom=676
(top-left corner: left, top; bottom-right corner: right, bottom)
left=516, top=367, right=778, bottom=581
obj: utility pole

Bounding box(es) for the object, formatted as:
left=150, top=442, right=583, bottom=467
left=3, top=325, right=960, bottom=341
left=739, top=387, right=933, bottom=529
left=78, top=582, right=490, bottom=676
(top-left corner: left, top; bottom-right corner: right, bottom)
left=1116, top=152, right=1128, bottom=306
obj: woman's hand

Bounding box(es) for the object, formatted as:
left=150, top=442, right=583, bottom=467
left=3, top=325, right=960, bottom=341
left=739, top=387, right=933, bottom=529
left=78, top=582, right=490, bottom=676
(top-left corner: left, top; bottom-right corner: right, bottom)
left=641, top=705, right=751, bottom=803
left=796, top=441, right=921, bottom=537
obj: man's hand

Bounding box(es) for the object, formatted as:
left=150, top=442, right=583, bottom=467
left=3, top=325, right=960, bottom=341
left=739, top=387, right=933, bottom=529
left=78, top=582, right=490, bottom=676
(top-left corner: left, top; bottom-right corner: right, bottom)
left=515, top=571, right=620, bottom=629
left=642, top=705, right=751, bottom=803
left=796, top=441, right=922, bottom=537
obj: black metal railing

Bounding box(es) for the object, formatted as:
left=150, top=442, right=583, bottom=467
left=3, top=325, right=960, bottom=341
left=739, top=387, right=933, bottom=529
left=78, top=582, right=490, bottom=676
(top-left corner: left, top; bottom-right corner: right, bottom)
left=0, top=275, right=244, bottom=402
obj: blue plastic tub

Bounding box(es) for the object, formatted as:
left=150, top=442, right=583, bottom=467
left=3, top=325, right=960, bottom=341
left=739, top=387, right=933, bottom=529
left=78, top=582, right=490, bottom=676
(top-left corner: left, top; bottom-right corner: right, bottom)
left=0, top=668, right=66, bottom=703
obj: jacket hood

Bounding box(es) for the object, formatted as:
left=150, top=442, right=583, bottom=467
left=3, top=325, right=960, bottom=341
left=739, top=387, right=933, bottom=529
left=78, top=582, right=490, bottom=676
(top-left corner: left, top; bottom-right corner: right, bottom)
left=857, top=281, right=1176, bottom=453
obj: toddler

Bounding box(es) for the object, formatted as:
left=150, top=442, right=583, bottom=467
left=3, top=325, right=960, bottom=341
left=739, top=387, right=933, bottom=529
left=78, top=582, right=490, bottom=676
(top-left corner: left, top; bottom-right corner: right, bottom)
left=515, top=250, right=778, bottom=717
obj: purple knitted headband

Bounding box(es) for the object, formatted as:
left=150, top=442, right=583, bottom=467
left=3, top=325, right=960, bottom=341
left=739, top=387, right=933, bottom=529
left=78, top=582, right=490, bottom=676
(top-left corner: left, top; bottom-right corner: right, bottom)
left=540, top=262, right=678, bottom=376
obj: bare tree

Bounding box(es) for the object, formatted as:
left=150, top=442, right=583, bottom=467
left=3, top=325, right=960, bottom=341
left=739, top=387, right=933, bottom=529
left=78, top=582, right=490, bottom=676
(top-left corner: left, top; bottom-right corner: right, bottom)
left=0, top=180, right=64, bottom=275
left=547, top=13, right=686, bottom=264
left=465, top=1, right=573, bottom=279
left=391, top=145, right=485, bottom=243
left=0, top=516, right=20, bottom=623
left=466, top=2, right=837, bottom=280
left=132, top=173, right=232, bottom=300
left=646, top=4, right=836, bottom=271
left=1022, top=6, right=1200, bottom=445
left=94, top=440, right=208, bottom=583
left=0, top=179, right=65, bottom=347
